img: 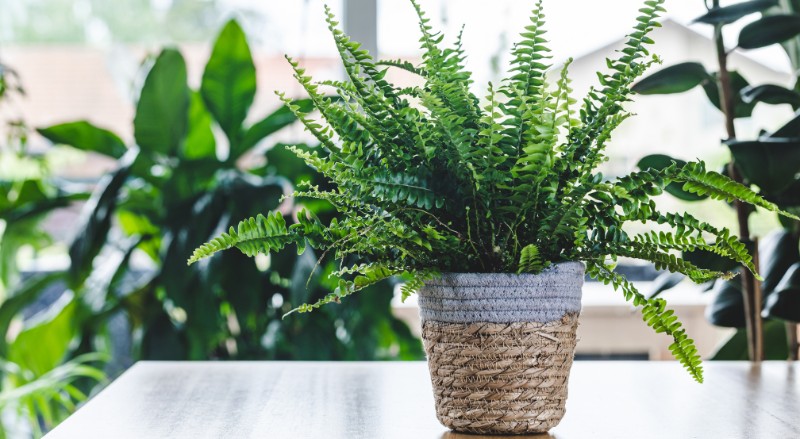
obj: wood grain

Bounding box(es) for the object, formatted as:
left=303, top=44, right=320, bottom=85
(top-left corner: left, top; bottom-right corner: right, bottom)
left=46, top=361, right=799, bottom=439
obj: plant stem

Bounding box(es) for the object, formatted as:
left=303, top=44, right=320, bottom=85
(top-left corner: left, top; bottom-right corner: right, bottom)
left=713, top=10, right=763, bottom=361
left=787, top=323, right=799, bottom=361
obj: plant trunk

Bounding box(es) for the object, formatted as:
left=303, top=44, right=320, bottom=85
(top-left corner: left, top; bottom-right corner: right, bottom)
left=787, top=323, right=799, bottom=361
left=713, top=15, right=763, bottom=361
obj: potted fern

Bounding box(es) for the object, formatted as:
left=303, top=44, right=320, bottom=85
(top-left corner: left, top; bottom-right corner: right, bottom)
left=189, top=0, right=796, bottom=434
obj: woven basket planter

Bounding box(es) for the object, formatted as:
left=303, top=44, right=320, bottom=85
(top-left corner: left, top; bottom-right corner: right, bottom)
left=418, top=262, right=584, bottom=435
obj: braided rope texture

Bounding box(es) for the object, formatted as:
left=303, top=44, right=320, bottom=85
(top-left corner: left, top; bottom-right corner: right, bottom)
left=417, top=262, right=584, bottom=323
left=422, top=314, right=580, bottom=434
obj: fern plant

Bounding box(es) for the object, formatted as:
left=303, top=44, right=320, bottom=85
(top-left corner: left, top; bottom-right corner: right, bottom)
left=189, top=0, right=797, bottom=382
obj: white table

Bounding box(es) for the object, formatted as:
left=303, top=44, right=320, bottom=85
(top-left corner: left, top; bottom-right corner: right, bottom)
left=47, top=361, right=800, bottom=438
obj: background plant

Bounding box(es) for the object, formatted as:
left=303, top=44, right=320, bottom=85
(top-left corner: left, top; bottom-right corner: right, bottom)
left=191, top=0, right=796, bottom=382
left=1, top=19, right=422, bottom=437
left=0, top=63, right=106, bottom=438
left=633, top=0, right=800, bottom=361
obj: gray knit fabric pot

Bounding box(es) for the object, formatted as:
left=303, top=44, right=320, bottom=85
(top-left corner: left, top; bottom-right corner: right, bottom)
left=418, top=262, right=584, bottom=435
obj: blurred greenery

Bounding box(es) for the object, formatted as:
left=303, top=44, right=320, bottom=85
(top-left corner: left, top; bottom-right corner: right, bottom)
left=0, top=19, right=421, bottom=437
left=0, top=63, right=106, bottom=437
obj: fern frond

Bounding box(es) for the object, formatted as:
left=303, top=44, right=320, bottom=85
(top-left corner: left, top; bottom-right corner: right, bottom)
left=678, top=162, right=799, bottom=220
left=518, top=244, right=548, bottom=274
left=285, top=263, right=400, bottom=316
left=587, top=260, right=704, bottom=382
left=187, top=212, right=301, bottom=264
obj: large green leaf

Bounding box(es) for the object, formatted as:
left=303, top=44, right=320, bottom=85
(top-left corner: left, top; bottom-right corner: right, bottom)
left=726, top=138, right=800, bottom=193
left=7, top=292, right=78, bottom=377
left=632, top=62, right=710, bottom=95
left=0, top=272, right=64, bottom=355
left=738, top=14, right=800, bottom=49
left=758, top=229, right=800, bottom=295
left=741, top=84, right=800, bottom=108
left=69, top=150, right=137, bottom=287
left=706, top=275, right=746, bottom=328
left=201, top=19, right=256, bottom=152
left=764, top=261, right=800, bottom=321
left=702, top=71, right=756, bottom=118
left=764, top=1, right=800, bottom=73
left=134, top=49, right=189, bottom=156
left=694, top=0, right=778, bottom=24
left=182, top=91, right=216, bottom=160
left=637, top=154, right=708, bottom=201
left=238, top=99, right=315, bottom=156
left=37, top=121, right=127, bottom=159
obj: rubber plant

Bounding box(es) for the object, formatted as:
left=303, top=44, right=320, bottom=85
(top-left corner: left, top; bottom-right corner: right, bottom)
left=190, top=0, right=796, bottom=433
left=633, top=0, right=800, bottom=361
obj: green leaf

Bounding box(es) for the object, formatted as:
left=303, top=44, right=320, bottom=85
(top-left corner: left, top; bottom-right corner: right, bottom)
left=201, top=19, right=256, bottom=152
left=738, top=14, right=800, bottom=49
left=726, top=138, right=800, bottom=193
left=741, top=84, right=800, bottom=107
left=37, top=121, right=127, bottom=158
left=706, top=275, right=745, bottom=328
left=637, top=154, right=708, bottom=201
left=693, top=0, right=777, bottom=25
left=763, top=262, right=800, bottom=321
left=238, top=100, right=315, bottom=156
left=7, top=292, right=78, bottom=377
left=0, top=272, right=64, bottom=355
left=182, top=91, right=216, bottom=159
left=134, top=48, right=189, bottom=156
left=632, top=62, right=710, bottom=95
left=702, top=71, right=755, bottom=118
left=69, top=150, right=137, bottom=287
left=758, top=229, right=800, bottom=296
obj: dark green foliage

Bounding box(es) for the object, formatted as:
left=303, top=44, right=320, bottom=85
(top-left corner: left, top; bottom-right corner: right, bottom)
left=29, top=17, right=422, bottom=377
left=191, top=0, right=796, bottom=382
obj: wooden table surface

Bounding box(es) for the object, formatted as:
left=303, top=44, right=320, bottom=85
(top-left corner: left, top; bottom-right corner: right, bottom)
left=47, top=361, right=799, bottom=439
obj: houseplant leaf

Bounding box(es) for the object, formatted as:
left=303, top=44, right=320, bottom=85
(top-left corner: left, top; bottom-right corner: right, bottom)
left=693, top=0, right=777, bottom=25
left=37, top=121, right=126, bottom=159
left=637, top=154, right=708, bottom=201
left=238, top=99, right=315, bottom=155
left=763, top=262, right=800, bottom=321
left=7, top=292, right=78, bottom=377
left=741, top=84, right=800, bottom=107
left=757, top=229, right=800, bottom=296
left=702, top=71, right=755, bottom=118
left=182, top=91, right=216, bottom=160
left=134, top=48, right=189, bottom=156
left=632, top=62, right=710, bottom=95
left=68, top=149, right=137, bottom=287
left=726, top=138, right=800, bottom=193
left=738, top=14, right=800, bottom=49
left=201, top=19, right=256, bottom=154
left=706, top=275, right=746, bottom=328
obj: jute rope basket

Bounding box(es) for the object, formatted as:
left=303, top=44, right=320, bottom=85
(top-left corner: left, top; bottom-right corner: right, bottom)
left=418, top=262, right=584, bottom=435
